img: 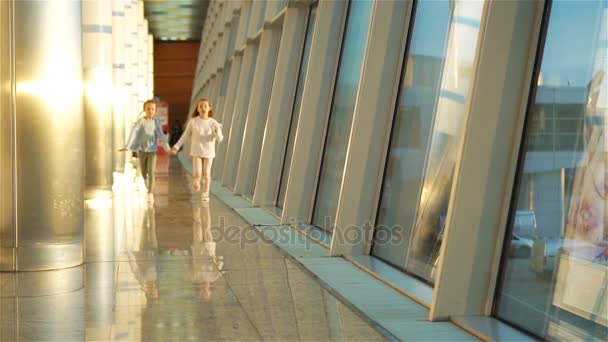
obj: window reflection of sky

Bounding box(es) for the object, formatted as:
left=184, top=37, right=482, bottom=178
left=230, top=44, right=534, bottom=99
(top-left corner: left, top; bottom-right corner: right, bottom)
left=542, top=0, right=607, bottom=87
left=337, top=0, right=373, bottom=85
left=409, top=1, right=450, bottom=58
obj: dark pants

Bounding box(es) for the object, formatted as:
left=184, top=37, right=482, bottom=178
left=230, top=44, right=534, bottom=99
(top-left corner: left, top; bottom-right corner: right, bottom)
left=138, top=151, right=157, bottom=193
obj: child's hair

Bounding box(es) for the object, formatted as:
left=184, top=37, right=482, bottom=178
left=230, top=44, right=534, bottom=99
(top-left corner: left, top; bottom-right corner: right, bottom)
left=138, top=99, right=157, bottom=119
left=191, top=99, right=214, bottom=118
left=143, top=99, right=156, bottom=109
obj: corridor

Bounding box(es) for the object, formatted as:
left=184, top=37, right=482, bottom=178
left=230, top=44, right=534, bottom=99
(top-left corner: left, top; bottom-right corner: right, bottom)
left=0, top=155, right=388, bottom=341
left=1, top=1, right=606, bottom=340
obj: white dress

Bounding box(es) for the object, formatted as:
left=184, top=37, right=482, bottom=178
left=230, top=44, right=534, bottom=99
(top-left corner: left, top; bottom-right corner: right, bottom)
left=174, top=116, right=223, bottom=158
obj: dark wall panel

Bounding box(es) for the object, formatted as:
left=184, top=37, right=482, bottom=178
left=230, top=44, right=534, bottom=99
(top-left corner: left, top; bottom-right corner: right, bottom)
left=154, top=41, right=200, bottom=125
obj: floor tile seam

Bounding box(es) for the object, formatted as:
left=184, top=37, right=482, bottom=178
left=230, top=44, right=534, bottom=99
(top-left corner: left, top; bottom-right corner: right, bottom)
left=114, top=284, right=233, bottom=291
left=0, top=317, right=115, bottom=324
left=215, top=263, right=269, bottom=341
left=115, top=259, right=216, bottom=263
left=111, top=302, right=243, bottom=308
left=282, top=258, right=306, bottom=342
left=1, top=286, right=87, bottom=300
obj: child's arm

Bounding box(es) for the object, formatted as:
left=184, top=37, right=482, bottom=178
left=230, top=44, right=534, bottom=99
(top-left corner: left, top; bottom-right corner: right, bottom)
left=173, top=119, right=192, bottom=150
left=155, top=120, right=171, bottom=151
left=213, top=122, right=224, bottom=142
left=121, top=119, right=141, bottom=151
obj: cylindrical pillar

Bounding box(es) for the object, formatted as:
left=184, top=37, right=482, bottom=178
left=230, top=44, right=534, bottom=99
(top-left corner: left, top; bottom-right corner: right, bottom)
left=83, top=0, right=114, bottom=198
left=128, top=0, right=140, bottom=124
left=123, top=0, right=136, bottom=140
left=0, top=0, right=15, bottom=270
left=0, top=0, right=84, bottom=271
left=147, top=34, right=154, bottom=99
left=136, top=1, right=145, bottom=107
left=112, top=0, right=127, bottom=173
left=137, top=18, right=147, bottom=102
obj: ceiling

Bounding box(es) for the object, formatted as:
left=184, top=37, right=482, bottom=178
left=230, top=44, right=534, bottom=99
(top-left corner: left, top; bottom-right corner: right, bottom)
left=143, top=0, right=210, bottom=41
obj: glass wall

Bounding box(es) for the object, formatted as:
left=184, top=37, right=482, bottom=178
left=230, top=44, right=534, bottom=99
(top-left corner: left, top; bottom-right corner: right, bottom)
left=371, top=0, right=484, bottom=283
left=311, top=0, right=373, bottom=232
left=220, top=64, right=231, bottom=97
left=226, top=43, right=259, bottom=189
left=246, top=27, right=283, bottom=199
left=276, top=3, right=318, bottom=210
left=226, top=16, right=239, bottom=58
left=495, top=1, right=607, bottom=340
left=255, top=1, right=267, bottom=33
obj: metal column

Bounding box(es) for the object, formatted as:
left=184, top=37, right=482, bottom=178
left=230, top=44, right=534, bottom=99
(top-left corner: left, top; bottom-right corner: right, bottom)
left=0, top=0, right=85, bottom=271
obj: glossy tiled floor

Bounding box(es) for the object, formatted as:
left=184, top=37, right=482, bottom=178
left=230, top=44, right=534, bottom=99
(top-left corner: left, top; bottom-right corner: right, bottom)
left=0, top=156, right=388, bottom=341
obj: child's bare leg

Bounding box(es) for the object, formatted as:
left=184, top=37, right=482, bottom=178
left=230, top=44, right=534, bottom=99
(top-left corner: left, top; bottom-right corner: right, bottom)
left=202, top=158, right=213, bottom=194
left=193, top=157, right=202, bottom=191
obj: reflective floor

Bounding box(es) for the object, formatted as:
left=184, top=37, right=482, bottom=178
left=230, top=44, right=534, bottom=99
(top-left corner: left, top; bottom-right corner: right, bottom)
left=0, top=155, right=388, bottom=341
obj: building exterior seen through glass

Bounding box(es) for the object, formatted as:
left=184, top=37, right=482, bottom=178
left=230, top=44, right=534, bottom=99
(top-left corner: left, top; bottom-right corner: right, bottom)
left=495, top=1, right=608, bottom=340
left=371, top=0, right=484, bottom=283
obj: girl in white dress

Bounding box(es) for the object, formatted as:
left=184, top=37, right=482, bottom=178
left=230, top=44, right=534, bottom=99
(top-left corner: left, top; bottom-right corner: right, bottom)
left=171, top=99, right=223, bottom=201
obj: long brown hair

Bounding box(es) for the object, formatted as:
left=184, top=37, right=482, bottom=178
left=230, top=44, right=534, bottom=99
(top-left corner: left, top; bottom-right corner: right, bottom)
left=191, top=99, right=214, bottom=118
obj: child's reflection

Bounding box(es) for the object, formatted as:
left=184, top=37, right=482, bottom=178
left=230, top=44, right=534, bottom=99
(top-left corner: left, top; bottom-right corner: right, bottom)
left=190, top=201, right=223, bottom=300
left=128, top=206, right=160, bottom=301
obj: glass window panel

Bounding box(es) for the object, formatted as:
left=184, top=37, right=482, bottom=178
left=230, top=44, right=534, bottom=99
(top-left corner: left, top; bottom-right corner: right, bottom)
left=495, top=1, right=608, bottom=340
left=229, top=43, right=260, bottom=188
left=220, top=64, right=231, bottom=96
left=312, top=0, right=373, bottom=231
left=246, top=27, right=283, bottom=199
left=226, top=17, right=239, bottom=57
left=277, top=4, right=318, bottom=210
left=256, top=1, right=267, bottom=33
left=236, top=3, right=253, bottom=47
left=372, top=0, right=484, bottom=283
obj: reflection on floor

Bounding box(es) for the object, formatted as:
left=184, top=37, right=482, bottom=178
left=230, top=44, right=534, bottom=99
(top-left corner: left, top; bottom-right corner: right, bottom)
left=0, top=155, right=389, bottom=341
